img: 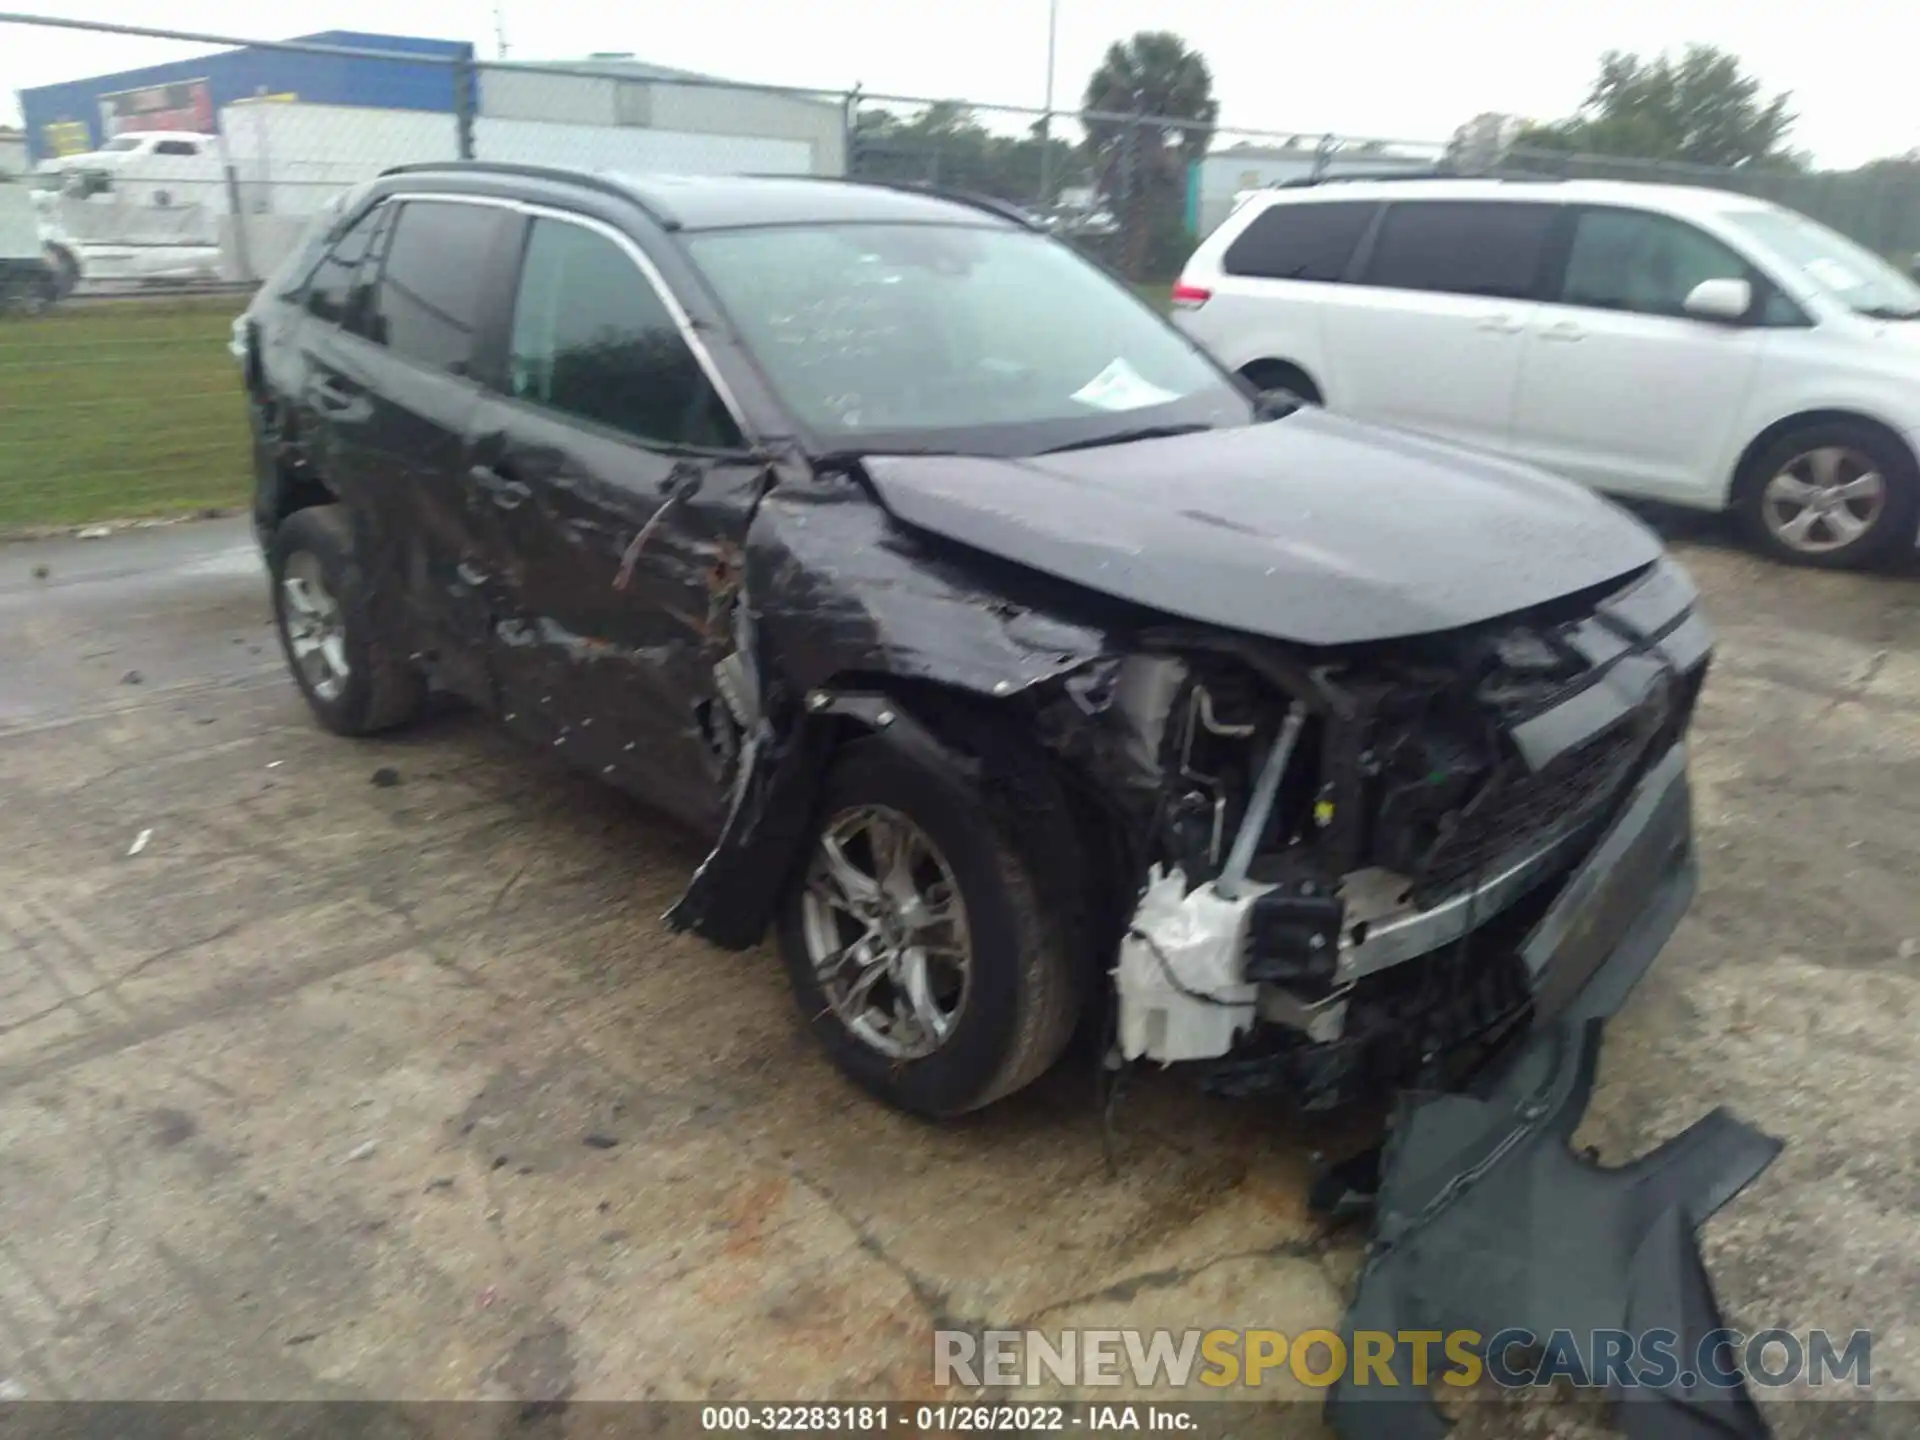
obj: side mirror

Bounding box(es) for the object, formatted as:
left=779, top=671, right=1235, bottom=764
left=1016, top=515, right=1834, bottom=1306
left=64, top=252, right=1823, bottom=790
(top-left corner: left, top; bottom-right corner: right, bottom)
left=1683, top=277, right=1753, bottom=323
left=1908, top=253, right=1920, bottom=283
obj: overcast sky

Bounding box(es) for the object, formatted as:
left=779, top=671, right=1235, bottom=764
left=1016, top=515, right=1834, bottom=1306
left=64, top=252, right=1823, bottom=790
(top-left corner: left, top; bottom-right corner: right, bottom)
left=2, top=0, right=1914, bottom=166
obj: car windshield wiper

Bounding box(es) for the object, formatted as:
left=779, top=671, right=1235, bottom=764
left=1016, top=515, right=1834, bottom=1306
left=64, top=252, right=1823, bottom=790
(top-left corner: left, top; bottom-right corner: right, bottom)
left=1857, top=304, right=1920, bottom=320
left=1040, top=423, right=1213, bottom=455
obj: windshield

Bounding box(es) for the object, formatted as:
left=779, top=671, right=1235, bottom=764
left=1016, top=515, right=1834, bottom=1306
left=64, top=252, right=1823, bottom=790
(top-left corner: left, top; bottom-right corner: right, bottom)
left=100, top=137, right=144, bottom=153
left=684, top=222, right=1251, bottom=453
left=1722, top=207, right=1920, bottom=319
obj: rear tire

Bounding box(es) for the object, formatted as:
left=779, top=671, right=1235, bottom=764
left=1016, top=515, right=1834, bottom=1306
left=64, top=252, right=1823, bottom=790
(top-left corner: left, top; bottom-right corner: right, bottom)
left=1239, top=360, right=1322, bottom=407
left=268, top=504, right=425, bottom=736
left=776, top=736, right=1083, bottom=1118
left=1738, top=420, right=1919, bottom=569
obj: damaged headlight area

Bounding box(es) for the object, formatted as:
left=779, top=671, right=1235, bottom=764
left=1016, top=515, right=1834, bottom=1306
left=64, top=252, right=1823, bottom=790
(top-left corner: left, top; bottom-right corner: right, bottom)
left=1106, top=560, right=1711, bottom=1110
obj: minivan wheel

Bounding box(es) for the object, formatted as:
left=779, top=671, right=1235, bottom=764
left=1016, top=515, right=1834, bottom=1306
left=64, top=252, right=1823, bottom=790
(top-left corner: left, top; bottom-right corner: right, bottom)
left=268, top=504, right=425, bottom=735
left=0, top=268, right=55, bottom=318
left=1739, top=422, right=1919, bottom=569
left=776, top=737, right=1081, bottom=1118
left=1238, top=360, right=1322, bottom=407
left=44, top=245, right=80, bottom=302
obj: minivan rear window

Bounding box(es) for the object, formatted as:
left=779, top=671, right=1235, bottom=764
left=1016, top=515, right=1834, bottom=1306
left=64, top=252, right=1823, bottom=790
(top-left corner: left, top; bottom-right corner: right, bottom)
left=1361, top=201, right=1556, bottom=300
left=1222, top=200, right=1378, bottom=283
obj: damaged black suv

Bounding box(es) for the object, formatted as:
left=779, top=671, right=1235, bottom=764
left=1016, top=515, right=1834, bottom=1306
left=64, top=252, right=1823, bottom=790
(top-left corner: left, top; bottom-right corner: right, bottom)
left=238, top=163, right=1712, bottom=1120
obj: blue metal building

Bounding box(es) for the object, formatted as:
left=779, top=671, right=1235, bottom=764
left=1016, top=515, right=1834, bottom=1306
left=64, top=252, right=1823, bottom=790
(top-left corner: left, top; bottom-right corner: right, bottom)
left=17, top=31, right=473, bottom=162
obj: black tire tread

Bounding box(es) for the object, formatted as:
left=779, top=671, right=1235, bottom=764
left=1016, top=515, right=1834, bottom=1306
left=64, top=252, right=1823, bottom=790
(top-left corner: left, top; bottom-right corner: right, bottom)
left=271, top=504, right=425, bottom=736
left=780, top=726, right=1086, bottom=1117
left=1738, top=419, right=1920, bottom=570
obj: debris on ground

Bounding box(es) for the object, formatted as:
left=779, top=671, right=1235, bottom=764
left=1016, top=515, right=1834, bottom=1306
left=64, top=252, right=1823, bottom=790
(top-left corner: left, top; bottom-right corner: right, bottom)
left=344, top=1140, right=378, bottom=1162
left=370, top=766, right=401, bottom=788
left=1325, top=1019, right=1780, bottom=1440
left=267, top=760, right=283, bottom=769
left=76, top=525, right=112, bottom=540
left=424, top=1177, right=455, bottom=1193
left=30, top=564, right=48, bottom=581
left=126, top=828, right=152, bottom=857
left=120, top=670, right=143, bottom=686
left=582, top=1134, right=619, bottom=1150
left=478, top=1286, right=498, bottom=1309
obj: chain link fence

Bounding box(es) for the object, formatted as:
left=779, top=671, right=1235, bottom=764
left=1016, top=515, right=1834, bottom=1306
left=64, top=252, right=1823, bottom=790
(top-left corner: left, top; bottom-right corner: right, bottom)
left=4, top=11, right=1919, bottom=527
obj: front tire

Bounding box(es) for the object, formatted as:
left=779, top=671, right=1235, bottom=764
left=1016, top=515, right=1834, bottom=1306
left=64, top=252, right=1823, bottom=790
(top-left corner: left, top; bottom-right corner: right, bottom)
left=1738, top=421, right=1919, bottom=569
left=268, top=504, right=425, bottom=736
left=0, top=266, right=56, bottom=318
left=776, top=737, right=1082, bottom=1118
left=44, top=245, right=79, bottom=302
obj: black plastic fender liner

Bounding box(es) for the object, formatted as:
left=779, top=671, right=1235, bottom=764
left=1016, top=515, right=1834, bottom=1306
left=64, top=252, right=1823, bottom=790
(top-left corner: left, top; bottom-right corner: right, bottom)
left=1323, top=1018, right=1782, bottom=1440
left=665, top=690, right=981, bottom=949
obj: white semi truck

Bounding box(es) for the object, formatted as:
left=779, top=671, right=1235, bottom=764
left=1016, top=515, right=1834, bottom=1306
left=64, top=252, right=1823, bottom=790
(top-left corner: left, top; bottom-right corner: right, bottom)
left=0, top=175, right=61, bottom=313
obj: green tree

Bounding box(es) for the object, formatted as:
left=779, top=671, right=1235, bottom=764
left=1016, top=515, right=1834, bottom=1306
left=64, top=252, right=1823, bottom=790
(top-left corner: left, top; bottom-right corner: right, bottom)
left=850, top=103, right=1084, bottom=206
left=1516, top=46, right=1799, bottom=169
left=1081, top=32, right=1218, bottom=278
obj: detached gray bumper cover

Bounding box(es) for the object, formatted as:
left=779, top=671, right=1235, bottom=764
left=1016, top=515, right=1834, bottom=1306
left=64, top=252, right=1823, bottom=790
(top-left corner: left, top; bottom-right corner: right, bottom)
left=1327, top=745, right=1783, bottom=1440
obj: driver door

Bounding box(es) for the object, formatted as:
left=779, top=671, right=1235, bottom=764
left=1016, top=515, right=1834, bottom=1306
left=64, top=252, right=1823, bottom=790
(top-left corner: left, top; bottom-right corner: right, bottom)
left=464, top=211, right=762, bottom=830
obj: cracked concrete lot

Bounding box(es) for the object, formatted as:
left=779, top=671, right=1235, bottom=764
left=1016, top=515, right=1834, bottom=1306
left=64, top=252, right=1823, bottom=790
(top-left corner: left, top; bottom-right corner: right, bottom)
left=0, top=518, right=1914, bottom=1437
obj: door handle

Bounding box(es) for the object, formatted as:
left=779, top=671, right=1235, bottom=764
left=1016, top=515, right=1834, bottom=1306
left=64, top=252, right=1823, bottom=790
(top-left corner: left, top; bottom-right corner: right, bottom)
left=1540, top=321, right=1586, bottom=342
left=311, top=375, right=357, bottom=414
left=470, top=463, right=532, bottom=510
left=1476, top=314, right=1526, bottom=335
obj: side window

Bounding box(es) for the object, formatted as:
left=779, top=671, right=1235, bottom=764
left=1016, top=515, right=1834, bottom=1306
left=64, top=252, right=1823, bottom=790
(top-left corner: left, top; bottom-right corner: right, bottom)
left=154, top=140, right=200, bottom=157
left=341, top=203, right=397, bottom=340
left=1361, top=201, right=1556, bottom=300
left=507, top=217, right=743, bottom=449
left=303, top=206, right=382, bottom=326
left=1560, top=209, right=1755, bottom=319
left=1222, top=201, right=1378, bottom=282
left=371, top=200, right=507, bottom=375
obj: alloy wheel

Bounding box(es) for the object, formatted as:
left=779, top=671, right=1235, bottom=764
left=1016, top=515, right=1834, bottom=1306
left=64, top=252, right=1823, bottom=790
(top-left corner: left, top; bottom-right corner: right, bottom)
left=1761, top=446, right=1888, bottom=555
left=799, top=804, right=972, bottom=1060
left=281, top=551, right=350, bottom=702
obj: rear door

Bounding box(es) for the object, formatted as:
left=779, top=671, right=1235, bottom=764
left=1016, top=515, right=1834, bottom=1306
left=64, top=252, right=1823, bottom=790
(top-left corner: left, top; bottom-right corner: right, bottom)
left=345, top=196, right=520, bottom=703
left=1325, top=199, right=1559, bottom=451
left=1507, top=205, right=1774, bottom=504
left=464, top=209, right=762, bottom=829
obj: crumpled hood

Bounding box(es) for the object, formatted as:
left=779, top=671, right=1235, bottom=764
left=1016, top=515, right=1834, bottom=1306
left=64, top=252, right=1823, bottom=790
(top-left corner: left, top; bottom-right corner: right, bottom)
left=861, top=409, right=1665, bottom=645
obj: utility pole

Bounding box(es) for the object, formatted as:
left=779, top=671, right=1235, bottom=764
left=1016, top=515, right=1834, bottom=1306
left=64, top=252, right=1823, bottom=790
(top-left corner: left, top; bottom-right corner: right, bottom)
left=493, top=1, right=509, bottom=59
left=1037, top=0, right=1059, bottom=204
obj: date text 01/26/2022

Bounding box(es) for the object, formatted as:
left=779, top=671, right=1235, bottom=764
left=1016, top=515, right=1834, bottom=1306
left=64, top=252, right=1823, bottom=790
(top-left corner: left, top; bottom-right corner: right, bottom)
left=699, top=1405, right=1196, bottom=1431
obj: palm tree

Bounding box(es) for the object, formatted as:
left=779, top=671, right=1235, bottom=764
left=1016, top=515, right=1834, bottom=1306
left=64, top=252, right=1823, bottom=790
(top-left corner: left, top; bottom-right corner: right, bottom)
left=1081, top=33, right=1218, bottom=278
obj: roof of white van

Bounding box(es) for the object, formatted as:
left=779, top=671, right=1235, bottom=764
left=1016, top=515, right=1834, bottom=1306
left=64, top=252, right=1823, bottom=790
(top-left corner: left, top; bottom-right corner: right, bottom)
left=1254, top=177, right=1781, bottom=218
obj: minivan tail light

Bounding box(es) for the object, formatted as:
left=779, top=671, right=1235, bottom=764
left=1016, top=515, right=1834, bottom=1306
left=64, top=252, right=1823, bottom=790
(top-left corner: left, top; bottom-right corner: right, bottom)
left=1170, top=281, right=1212, bottom=310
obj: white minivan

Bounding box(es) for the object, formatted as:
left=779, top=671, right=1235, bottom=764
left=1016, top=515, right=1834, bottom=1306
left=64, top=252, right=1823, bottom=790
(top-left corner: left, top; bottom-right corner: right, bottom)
left=1174, top=177, right=1920, bottom=567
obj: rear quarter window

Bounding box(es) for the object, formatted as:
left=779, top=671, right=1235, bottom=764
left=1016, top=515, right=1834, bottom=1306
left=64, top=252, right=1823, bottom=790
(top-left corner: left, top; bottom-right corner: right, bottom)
left=1222, top=200, right=1378, bottom=282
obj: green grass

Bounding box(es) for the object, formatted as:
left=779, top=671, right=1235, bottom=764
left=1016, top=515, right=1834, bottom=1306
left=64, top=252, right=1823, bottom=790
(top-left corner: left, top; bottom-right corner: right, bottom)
left=0, top=295, right=249, bottom=530
left=0, top=283, right=1180, bottom=532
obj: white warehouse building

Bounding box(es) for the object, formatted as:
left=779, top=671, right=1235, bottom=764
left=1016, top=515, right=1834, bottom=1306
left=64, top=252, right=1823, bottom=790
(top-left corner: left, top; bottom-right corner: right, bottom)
left=479, top=54, right=849, bottom=178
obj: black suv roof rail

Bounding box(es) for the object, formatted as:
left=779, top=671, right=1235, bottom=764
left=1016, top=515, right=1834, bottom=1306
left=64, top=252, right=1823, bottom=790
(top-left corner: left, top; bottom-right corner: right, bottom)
left=743, top=172, right=1045, bottom=230
left=376, top=159, right=683, bottom=228
left=1271, top=168, right=1566, bottom=190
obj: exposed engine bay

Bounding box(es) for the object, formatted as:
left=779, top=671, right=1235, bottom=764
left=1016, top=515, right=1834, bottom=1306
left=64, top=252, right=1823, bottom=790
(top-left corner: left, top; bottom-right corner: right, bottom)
left=1102, top=561, right=1709, bottom=1107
